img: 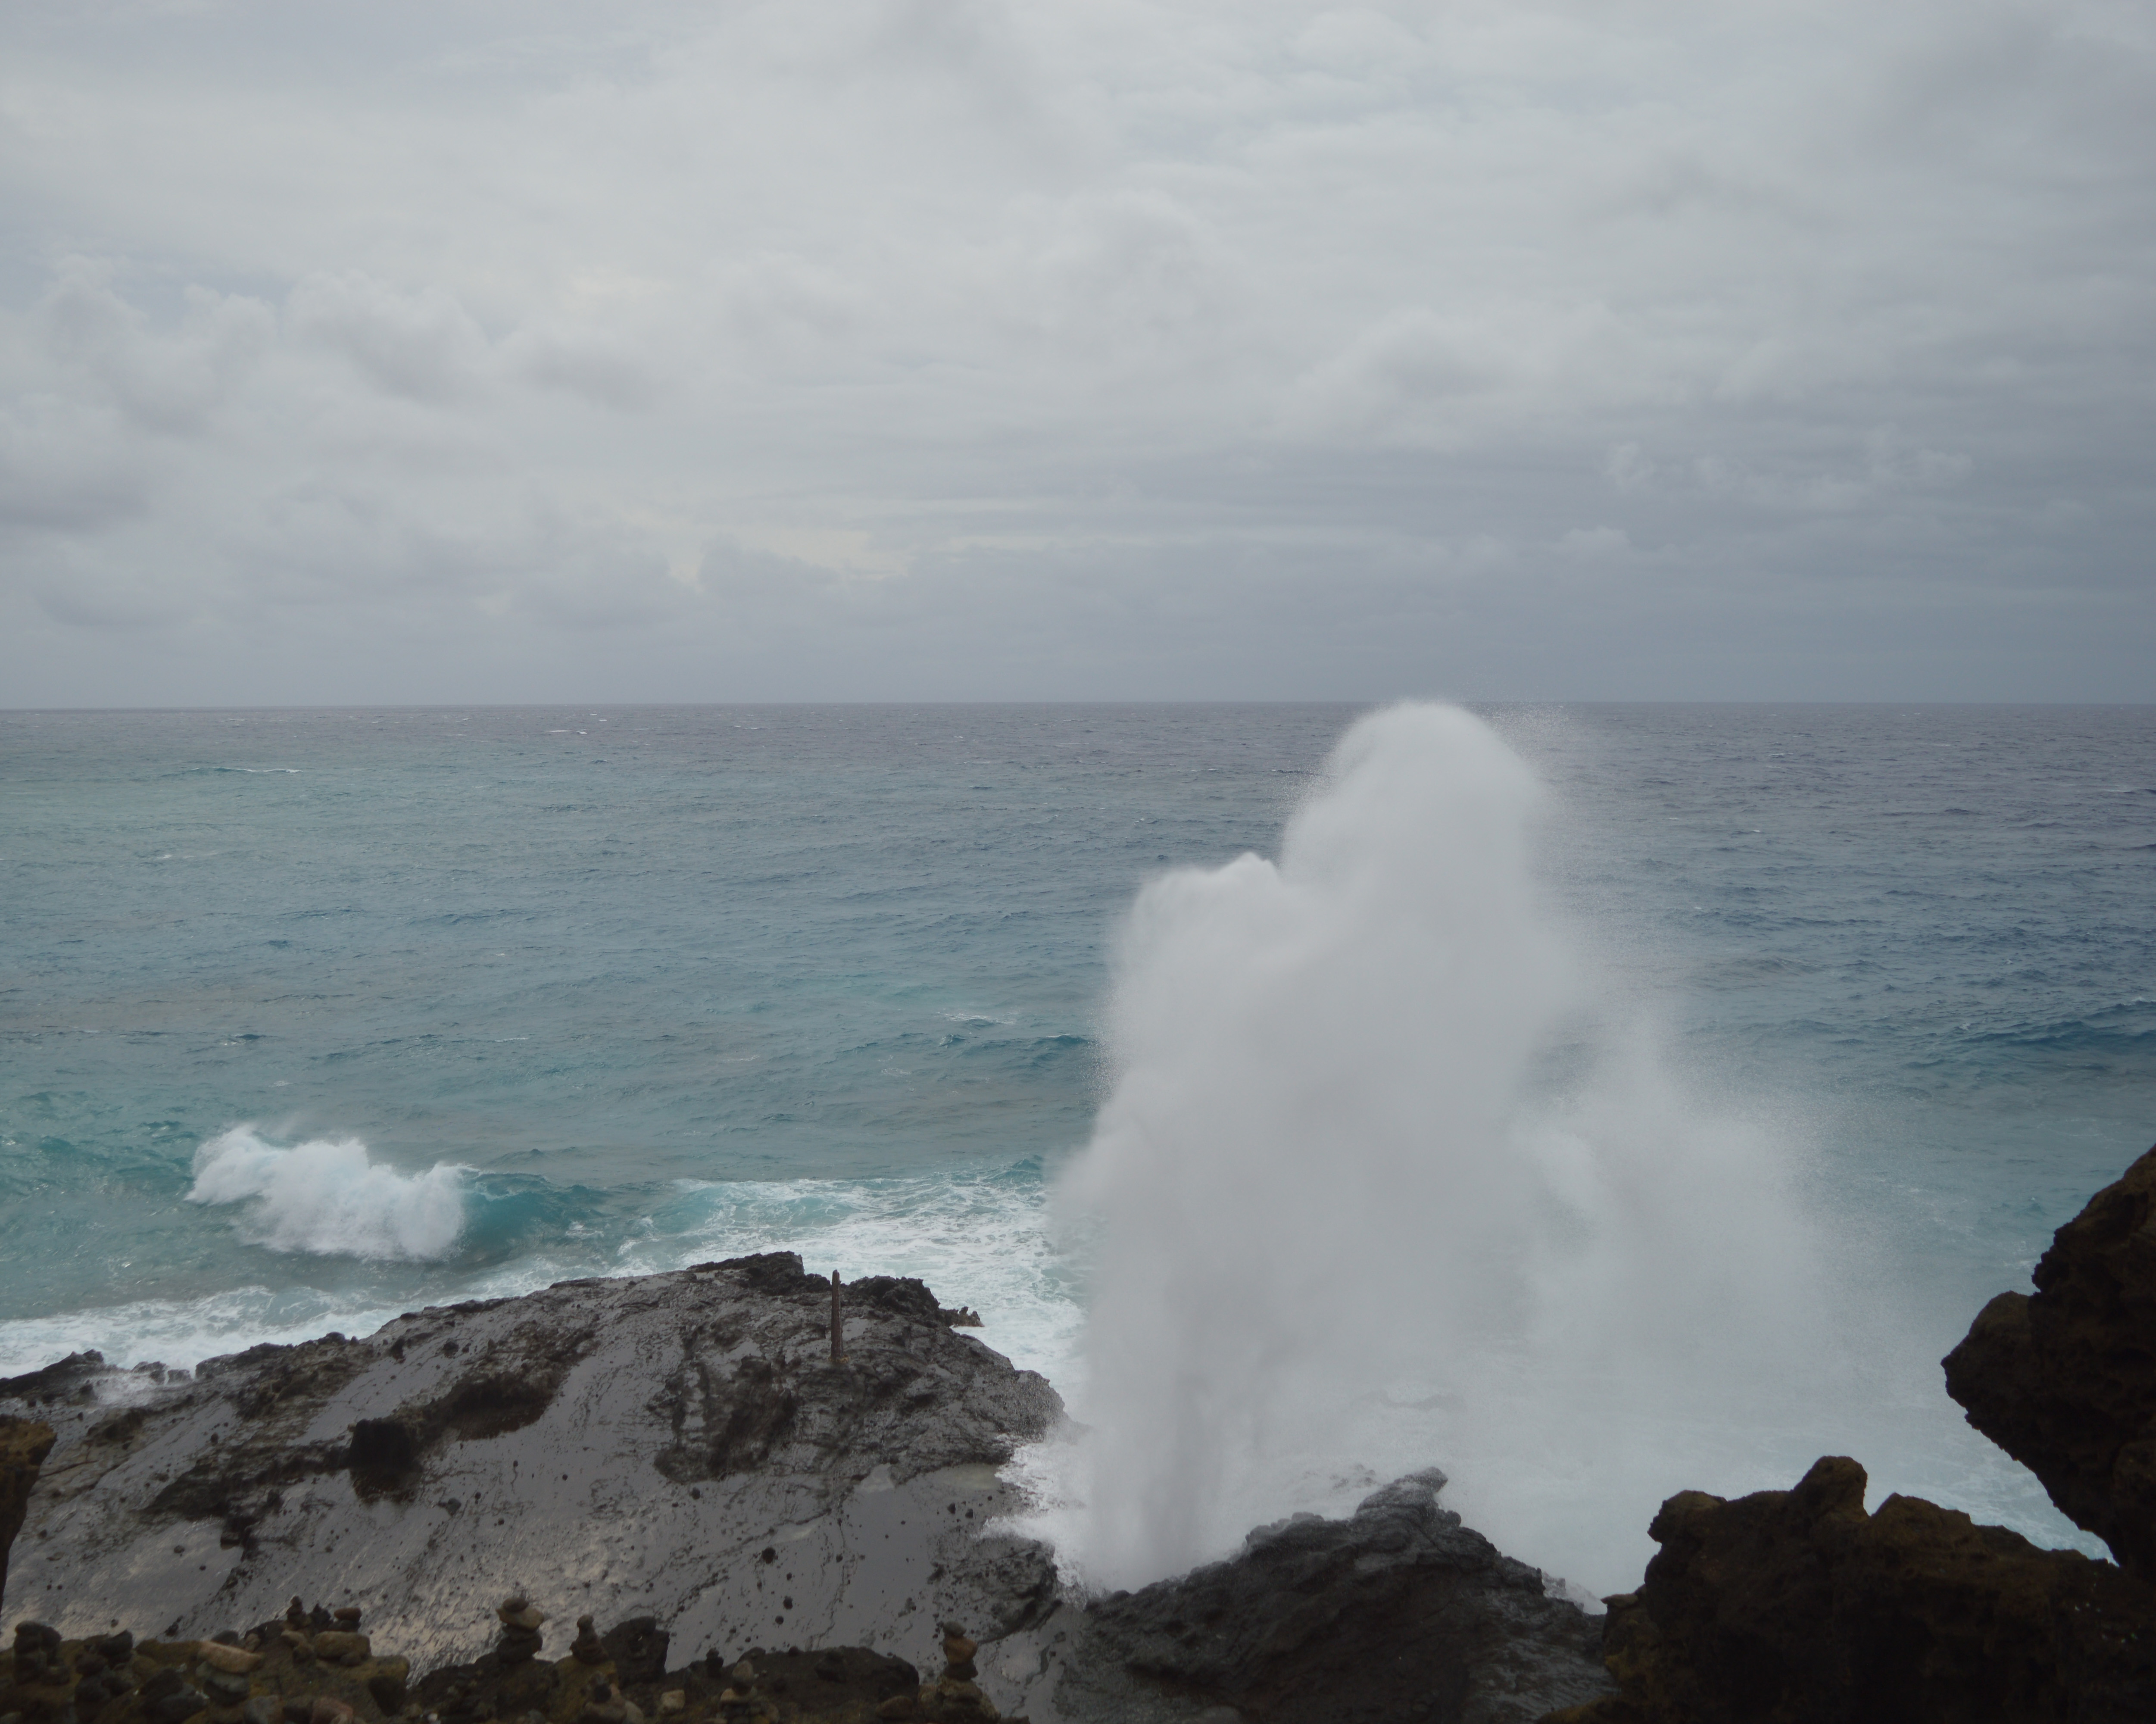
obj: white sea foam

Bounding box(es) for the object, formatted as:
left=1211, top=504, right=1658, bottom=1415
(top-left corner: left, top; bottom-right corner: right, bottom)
left=1028, top=702, right=1978, bottom=1594
left=0, top=1287, right=416, bottom=1381
left=187, top=1127, right=470, bottom=1261
left=643, top=1173, right=1084, bottom=1387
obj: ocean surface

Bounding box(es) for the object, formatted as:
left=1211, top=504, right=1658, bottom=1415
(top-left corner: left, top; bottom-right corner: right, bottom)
left=3, top=703, right=2151, bottom=1582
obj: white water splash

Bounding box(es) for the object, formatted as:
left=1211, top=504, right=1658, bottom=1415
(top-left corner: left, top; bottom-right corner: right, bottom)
left=187, top=1126, right=470, bottom=1261
left=1044, top=703, right=1871, bottom=1594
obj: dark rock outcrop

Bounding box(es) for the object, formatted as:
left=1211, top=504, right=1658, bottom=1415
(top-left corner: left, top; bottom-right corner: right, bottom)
left=1014, top=1471, right=1612, bottom=1724
left=1, top=1253, right=1061, bottom=1671
left=1944, top=1141, right=2156, bottom=1582
left=2, top=1414, right=57, bottom=1606
left=7, top=1259, right=1616, bottom=1721
left=1546, top=1455, right=2156, bottom=1724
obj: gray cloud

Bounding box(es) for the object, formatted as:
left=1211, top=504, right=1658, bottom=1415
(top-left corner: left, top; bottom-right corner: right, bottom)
left=0, top=0, right=2150, bottom=704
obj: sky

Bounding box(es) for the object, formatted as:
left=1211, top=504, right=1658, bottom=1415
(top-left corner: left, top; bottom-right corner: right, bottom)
left=0, top=0, right=2150, bottom=706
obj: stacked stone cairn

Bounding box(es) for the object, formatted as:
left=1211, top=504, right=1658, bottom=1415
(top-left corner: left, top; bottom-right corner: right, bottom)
left=867, top=1624, right=1009, bottom=1724
left=1, top=1592, right=985, bottom=1724
left=492, top=1602, right=545, bottom=1670
left=0, top=1600, right=415, bottom=1724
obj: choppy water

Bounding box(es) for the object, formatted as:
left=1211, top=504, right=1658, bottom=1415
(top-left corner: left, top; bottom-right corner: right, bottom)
left=3, top=703, right=2151, bottom=1579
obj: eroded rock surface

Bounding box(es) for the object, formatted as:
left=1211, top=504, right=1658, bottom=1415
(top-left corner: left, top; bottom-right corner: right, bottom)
left=1, top=1255, right=1059, bottom=1675
left=1, top=1415, right=57, bottom=1608
left=1547, top=1455, right=2156, bottom=1724
left=1944, top=1141, right=2156, bottom=1582
left=986, top=1472, right=1612, bottom=1724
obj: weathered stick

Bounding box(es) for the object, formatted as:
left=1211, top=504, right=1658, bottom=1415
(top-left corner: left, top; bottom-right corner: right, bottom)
left=830, top=1269, right=844, bottom=1365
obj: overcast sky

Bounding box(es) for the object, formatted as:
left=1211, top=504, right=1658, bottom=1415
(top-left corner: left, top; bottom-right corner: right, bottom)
left=1, top=0, right=2150, bottom=705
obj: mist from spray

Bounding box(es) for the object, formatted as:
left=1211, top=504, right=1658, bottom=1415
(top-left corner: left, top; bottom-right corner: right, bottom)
left=1051, top=703, right=1866, bottom=1594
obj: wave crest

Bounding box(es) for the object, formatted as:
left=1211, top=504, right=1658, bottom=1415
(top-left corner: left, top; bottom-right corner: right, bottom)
left=187, top=1127, right=469, bottom=1261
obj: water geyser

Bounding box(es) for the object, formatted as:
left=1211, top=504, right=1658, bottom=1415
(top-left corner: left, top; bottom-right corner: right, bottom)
left=1055, top=703, right=1850, bottom=1593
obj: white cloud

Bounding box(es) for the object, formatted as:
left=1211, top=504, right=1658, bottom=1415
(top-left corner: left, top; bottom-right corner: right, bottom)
left=0, top=0, right=2150, bottom=702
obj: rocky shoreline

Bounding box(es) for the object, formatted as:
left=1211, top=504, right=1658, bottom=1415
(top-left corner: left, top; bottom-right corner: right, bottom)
left=1553, top=1143, right=2156, bottom=1724
left=0, top=1251, right=1610, bottom=1723
left=6, top=1143, right=2154, bottom=1723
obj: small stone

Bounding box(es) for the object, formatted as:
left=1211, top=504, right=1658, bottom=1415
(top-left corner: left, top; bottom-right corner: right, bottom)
left=727, top=1662, right=755, bottom=1686
left=939, top=1628, right=978, bottom=1683
left=197, top=1643, right=265, bottom=1675
left=495, top=1602, right=545, bottom=1634
left=150, top=1686, right=210, bottom=1724
left=202, top=1670, right=252, bottom=1706
left=331, top=1610, right=360, bottom=1628
left=281, top=1633, right=314, bottom=1663
left=284, top=1602, right=306, bottom=1628
left=656, top=1694, right=684, bottom=1716
left=309, top=1700, right=354, bottom=1724
left=367, top=1660, right=410, bottom=1715
left=309, top=1634, right=368, bottom=1665
left=240, top=1698, right=281, bottom=1724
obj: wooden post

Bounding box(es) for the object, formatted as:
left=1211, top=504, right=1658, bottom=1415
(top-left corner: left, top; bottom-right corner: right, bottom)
left=830, top=1270, right=843, bottom=1365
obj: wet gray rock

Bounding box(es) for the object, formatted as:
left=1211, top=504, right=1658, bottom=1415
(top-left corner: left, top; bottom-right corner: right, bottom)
left=6, top=1262, right=1611, bottom=1724
left=0, top=1254, right=1059, bottom=1673
left=989, top=1472, right=1614, bottom=1724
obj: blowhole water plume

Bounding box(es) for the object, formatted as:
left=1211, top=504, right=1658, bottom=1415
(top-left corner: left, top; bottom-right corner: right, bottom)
left=1048, top=703, right=1866, bottom=1594
left=188, top=1126, right=469, bottom=1261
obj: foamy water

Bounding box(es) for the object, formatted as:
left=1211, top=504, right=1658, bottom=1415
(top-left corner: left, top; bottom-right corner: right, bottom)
left=188, top=1127, right=471, bottom=1260
left=3, top=702, right=2149, bottom=1591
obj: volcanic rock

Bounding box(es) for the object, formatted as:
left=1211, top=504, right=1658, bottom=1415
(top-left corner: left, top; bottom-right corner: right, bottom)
left=1, top=1415, right=57, bottom=1609
left=994, top=1469, right=1613, bottom=1724
left=0, top=1254, right=1060, bottom=1671
left=1547, top=1454, right=2156, bottom=1724
left=1944, top=1140, right=2156, bottom=1582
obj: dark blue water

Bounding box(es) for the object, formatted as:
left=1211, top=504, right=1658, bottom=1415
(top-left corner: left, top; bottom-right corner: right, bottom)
left=2, top=702, right=2150, bottom=1555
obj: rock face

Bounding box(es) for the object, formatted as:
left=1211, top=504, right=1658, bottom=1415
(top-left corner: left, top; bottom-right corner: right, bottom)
left=1545, top=1455, right=2156, bottom=1724
left=5, top=1257, right=1616, bottom=1722
left=1, top=1254, right=1060, bottom=1675
left=987, top=1471, right=1613, bottom=1724
left=1944, top=1141, right=2156, bottom=1583
left=1, top=1416, right=57, bottom=1614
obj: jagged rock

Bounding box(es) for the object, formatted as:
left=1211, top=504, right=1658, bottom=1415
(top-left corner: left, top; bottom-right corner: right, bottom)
left=1, top=1415, right=57, bottom=1606
left=1944, top=1141, right=2156, bottom=1583
left=1011, top=1470, right=1613, bottom=1724
left=1547, top=1455, right=2156, bottom=1724
left=598, top=1620, right=668, bottom=1688
left=0, top=1354, right=109, bottom=1408
left=0, top=1254, right=1060, bottom=1670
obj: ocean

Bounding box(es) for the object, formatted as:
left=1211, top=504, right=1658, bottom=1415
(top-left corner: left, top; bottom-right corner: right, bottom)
left=3, top=703, right=2151, bottom=1591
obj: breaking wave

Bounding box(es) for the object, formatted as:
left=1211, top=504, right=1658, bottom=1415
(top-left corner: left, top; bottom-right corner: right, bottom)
left=187, top=1127, right=470, bottom=1261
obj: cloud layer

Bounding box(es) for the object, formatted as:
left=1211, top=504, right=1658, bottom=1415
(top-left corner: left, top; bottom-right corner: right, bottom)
left=3, top=0, right=2150, bottom=702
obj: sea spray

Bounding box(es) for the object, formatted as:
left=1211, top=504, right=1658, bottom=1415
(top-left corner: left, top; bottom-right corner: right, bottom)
left=1049, top=703, right=1849, bottom=1593
left=187, top=1126, right=470, bottom=1260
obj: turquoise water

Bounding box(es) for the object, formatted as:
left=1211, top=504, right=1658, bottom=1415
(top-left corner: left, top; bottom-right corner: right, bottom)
left=3, top=702, right=2151, bottom=1564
